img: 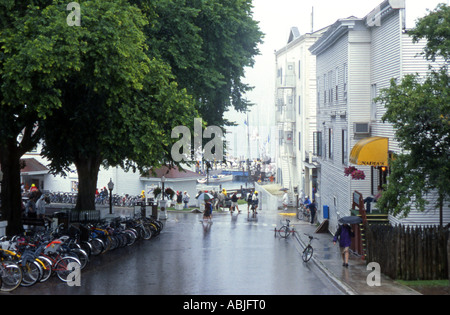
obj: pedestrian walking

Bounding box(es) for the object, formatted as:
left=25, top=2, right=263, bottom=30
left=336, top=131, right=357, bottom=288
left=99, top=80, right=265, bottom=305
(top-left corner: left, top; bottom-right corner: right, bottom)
left=363, top=185, right=383, bottom=213
left=25, top=192, right=38, bottom=218
left=333, top=224, right=355, bottom=267
left=282, top=191, right=289, bottom=211
left=230, top=192, right=240, bottom=213
left=246, top=190, right=253, bottom=213
left=203, top=200, right=213, bottom=221
left=36, top=192, right=49, bottom=219
left=308, top=199, right=317, bottom=225
left=183, top=191, right=190, bottom=209
left=218, top=189, right=226, bottom=211
left=250, top=191, right=259, bottom=214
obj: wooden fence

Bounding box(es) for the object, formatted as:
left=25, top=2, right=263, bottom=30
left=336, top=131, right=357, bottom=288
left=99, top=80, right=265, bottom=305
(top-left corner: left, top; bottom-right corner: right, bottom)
left=365, top=224, right=449, bottom=280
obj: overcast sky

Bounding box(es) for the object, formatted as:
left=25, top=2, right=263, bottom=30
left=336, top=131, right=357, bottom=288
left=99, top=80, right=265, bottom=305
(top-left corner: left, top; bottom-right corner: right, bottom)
left=225, top=0, right=446, bottom=159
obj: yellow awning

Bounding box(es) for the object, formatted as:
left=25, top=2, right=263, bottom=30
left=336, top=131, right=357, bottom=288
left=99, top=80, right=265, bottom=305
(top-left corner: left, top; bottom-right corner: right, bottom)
left=349, top=137, right=389, bottom=166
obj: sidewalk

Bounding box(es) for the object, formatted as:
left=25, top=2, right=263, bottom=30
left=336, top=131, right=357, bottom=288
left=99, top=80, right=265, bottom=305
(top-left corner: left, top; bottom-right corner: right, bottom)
left=291, top=218, right=421, bottom=295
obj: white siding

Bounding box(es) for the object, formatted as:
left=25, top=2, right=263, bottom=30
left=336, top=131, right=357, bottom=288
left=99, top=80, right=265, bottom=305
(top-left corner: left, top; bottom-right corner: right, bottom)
left=275, top=30, right=325, bottom=198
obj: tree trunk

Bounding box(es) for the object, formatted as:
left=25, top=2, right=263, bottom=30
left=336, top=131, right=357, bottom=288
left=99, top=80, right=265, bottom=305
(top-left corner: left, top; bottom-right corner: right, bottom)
left=74, top=156, right=101, bottom=211
left=0, top=142, right=24, bottom=236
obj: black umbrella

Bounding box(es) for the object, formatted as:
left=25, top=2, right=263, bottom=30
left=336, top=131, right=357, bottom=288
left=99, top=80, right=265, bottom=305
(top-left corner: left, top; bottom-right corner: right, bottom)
left=338, top=216, right=363, bottom=225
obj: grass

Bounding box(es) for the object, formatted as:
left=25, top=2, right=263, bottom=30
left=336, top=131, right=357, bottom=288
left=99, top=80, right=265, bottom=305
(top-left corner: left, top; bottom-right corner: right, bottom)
left=397, top=279, right=449, bottom=287
left=396, top=279, right=450, bottom=295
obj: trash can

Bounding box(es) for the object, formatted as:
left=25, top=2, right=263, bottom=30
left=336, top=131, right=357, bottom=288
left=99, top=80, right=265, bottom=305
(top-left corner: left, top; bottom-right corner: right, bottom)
left=149, top=199, right=158, bottom=219
left=323, top=205, right=329, bottom=219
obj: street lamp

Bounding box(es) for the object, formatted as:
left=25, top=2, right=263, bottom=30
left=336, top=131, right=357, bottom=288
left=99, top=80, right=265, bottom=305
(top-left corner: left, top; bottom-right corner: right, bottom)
left=161, top=175, right=165, bottom=200
left=160, top=175, right=167, bottom=219
left=107, top=178, right=114, bottom=214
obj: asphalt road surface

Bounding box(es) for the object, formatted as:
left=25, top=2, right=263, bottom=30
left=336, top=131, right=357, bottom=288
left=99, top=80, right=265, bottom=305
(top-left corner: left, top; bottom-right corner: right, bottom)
left=11, top=208, right=344, bottom=295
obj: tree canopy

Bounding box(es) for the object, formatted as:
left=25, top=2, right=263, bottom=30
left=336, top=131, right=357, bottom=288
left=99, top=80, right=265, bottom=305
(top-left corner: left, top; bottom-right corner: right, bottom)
left=38, top=0, right=198, bottom=210
left=139, top=0, right=264, bottom=127
left=0, top=0, right=263, bottom=228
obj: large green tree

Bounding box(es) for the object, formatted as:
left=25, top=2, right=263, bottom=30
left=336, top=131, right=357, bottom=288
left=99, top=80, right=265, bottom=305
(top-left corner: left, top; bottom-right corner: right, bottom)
left=0, top=0, right=84, bottom=234
left=39, top=0, right=198, bottom=211
left=138, top=0, right=264, bottom=127
left=376, top=4, right=450, bottom=225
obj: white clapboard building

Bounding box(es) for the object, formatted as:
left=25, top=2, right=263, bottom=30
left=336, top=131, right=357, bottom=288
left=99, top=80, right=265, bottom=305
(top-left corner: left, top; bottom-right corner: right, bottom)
left=309, top=0, right=449, bottom=231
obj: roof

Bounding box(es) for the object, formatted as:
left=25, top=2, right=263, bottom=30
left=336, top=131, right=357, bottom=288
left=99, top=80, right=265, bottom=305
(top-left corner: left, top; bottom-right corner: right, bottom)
left=309, top=16, right=362, bottom=55
left=287, top=27, right=301, bottom=44
left=146, top=165, right=202, bottom=180
left=20, top=158, right=49, bottom=175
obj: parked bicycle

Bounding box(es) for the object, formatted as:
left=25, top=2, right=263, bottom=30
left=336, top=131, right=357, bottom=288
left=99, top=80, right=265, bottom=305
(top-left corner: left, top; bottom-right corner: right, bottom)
left=302, top=233, right=319, bottom=262
left=297, top=204, right=310, bottom=222
left=0, top=213, right=164, bottom=292
left=275, top=219, right=296, bottom=238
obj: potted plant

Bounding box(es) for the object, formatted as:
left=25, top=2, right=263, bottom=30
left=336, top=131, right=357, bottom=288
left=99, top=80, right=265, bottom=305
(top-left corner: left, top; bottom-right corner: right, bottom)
left=152, top=187, right=161, bottom=199
left=165, top=187, right=175, bottom=200
left=344, top=166, right=357, bottom=176
left=344, top=166, right=365, bottom=180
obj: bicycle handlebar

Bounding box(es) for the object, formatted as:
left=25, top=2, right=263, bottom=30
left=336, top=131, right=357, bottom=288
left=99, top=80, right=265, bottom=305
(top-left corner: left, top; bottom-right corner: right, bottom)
left=304, top=233, right=319, bottom=240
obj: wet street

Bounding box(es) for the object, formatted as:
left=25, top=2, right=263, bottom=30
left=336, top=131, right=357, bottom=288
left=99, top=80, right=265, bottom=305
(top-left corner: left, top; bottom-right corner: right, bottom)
left=11, top=206, right=343, bottom=295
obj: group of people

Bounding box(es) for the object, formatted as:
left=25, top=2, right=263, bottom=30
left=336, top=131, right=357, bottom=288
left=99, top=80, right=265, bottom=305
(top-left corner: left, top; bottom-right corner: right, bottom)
left=175, top=191, right=190, bottom=209
left=201, top=189, right=260, bottom=221
left=22, top=185, right=50, bottom=220
left=282, top=191, right=317, bottom=225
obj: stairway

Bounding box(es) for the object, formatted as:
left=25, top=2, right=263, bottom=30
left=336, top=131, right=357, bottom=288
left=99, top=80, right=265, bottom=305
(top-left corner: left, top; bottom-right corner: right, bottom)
left=351, top=209, right=389, bottom=259
left=281, top=158, right=291, bottom=191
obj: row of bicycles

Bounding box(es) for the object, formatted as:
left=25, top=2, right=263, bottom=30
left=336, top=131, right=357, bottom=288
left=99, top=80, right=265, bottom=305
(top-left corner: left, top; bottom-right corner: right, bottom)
left=0, top=215, right=163, bottom=292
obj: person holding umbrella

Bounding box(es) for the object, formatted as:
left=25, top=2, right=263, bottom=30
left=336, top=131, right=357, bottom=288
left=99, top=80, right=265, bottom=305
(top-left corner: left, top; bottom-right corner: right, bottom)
left=333, top=217, right=357, bottom=267
left=203, top=197, right=213, bottom=221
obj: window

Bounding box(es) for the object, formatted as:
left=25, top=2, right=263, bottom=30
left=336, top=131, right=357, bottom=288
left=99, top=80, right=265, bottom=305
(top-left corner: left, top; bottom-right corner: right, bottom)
left=298, top=60, right=301, bottom=79
left=323, top=73, right=327, bottom=105
left=371, top=84, right=377, bottom=120
left=328, top=70, right=333, bottom=105
left=328, top=128, right=333, bottom=159
left=313, top=131, right=322, bottom=156
left=342, top=129, right=348, bottom=165
left=298, top=131, right=301, bottom=151
left=278, top=68, right=283, bottom=85
left=298, top=95, right=301, bottom=115
left=343, top=63, right=348, bottom=102
left=335, top=67, right=339, bottom=102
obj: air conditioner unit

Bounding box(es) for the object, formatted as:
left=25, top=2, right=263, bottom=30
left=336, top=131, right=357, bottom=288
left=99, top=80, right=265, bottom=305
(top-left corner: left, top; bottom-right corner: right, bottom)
left=354, top=122, right=370, bottom=134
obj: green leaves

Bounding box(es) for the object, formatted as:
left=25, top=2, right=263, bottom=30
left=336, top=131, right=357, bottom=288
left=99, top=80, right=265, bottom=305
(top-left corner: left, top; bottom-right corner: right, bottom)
left=140, top=0, right=263, bottom=127
left=410, top=3, right=450, bottom=62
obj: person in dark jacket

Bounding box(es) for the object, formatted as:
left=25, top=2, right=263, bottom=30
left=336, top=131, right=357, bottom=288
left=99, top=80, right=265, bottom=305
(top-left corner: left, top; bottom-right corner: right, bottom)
left=333, top=224, right=355, bottom=267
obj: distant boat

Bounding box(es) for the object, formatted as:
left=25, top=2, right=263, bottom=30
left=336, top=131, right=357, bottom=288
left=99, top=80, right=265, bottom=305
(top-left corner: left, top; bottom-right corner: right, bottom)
left=197, top=174, right=233, bottom=184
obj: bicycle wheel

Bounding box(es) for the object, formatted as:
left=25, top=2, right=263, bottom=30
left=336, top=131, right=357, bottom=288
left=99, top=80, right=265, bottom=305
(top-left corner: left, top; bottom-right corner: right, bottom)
left=20, top=260, right=43, bottom=287
left=303, top=212, right=310, bottom=222
left=54, top=256, right=81, bottom=282
left=90, top=238, right=105, bottom=256
left=80, top=241, right=92, bottom=257
left=278, top=226, right=290, bottom=238
left=297, top=209, right=304, bottom=220
left=141, top=225, right=152, bottom=240
left=124, top=230, right=137, bottom=246
left=302, top=245, right=313, bottom=262
left=38, top=256, right=53, bottom=282
left=0, top=261, right=23, bottom=292
left=70, top=248, right=89, bottom=270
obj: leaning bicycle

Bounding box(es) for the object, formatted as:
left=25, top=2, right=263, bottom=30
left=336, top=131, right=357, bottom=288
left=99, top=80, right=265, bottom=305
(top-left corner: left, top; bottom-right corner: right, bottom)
left=302, top=233, right=318, bottom=262
left=297, top=204, right=310, bottom=222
